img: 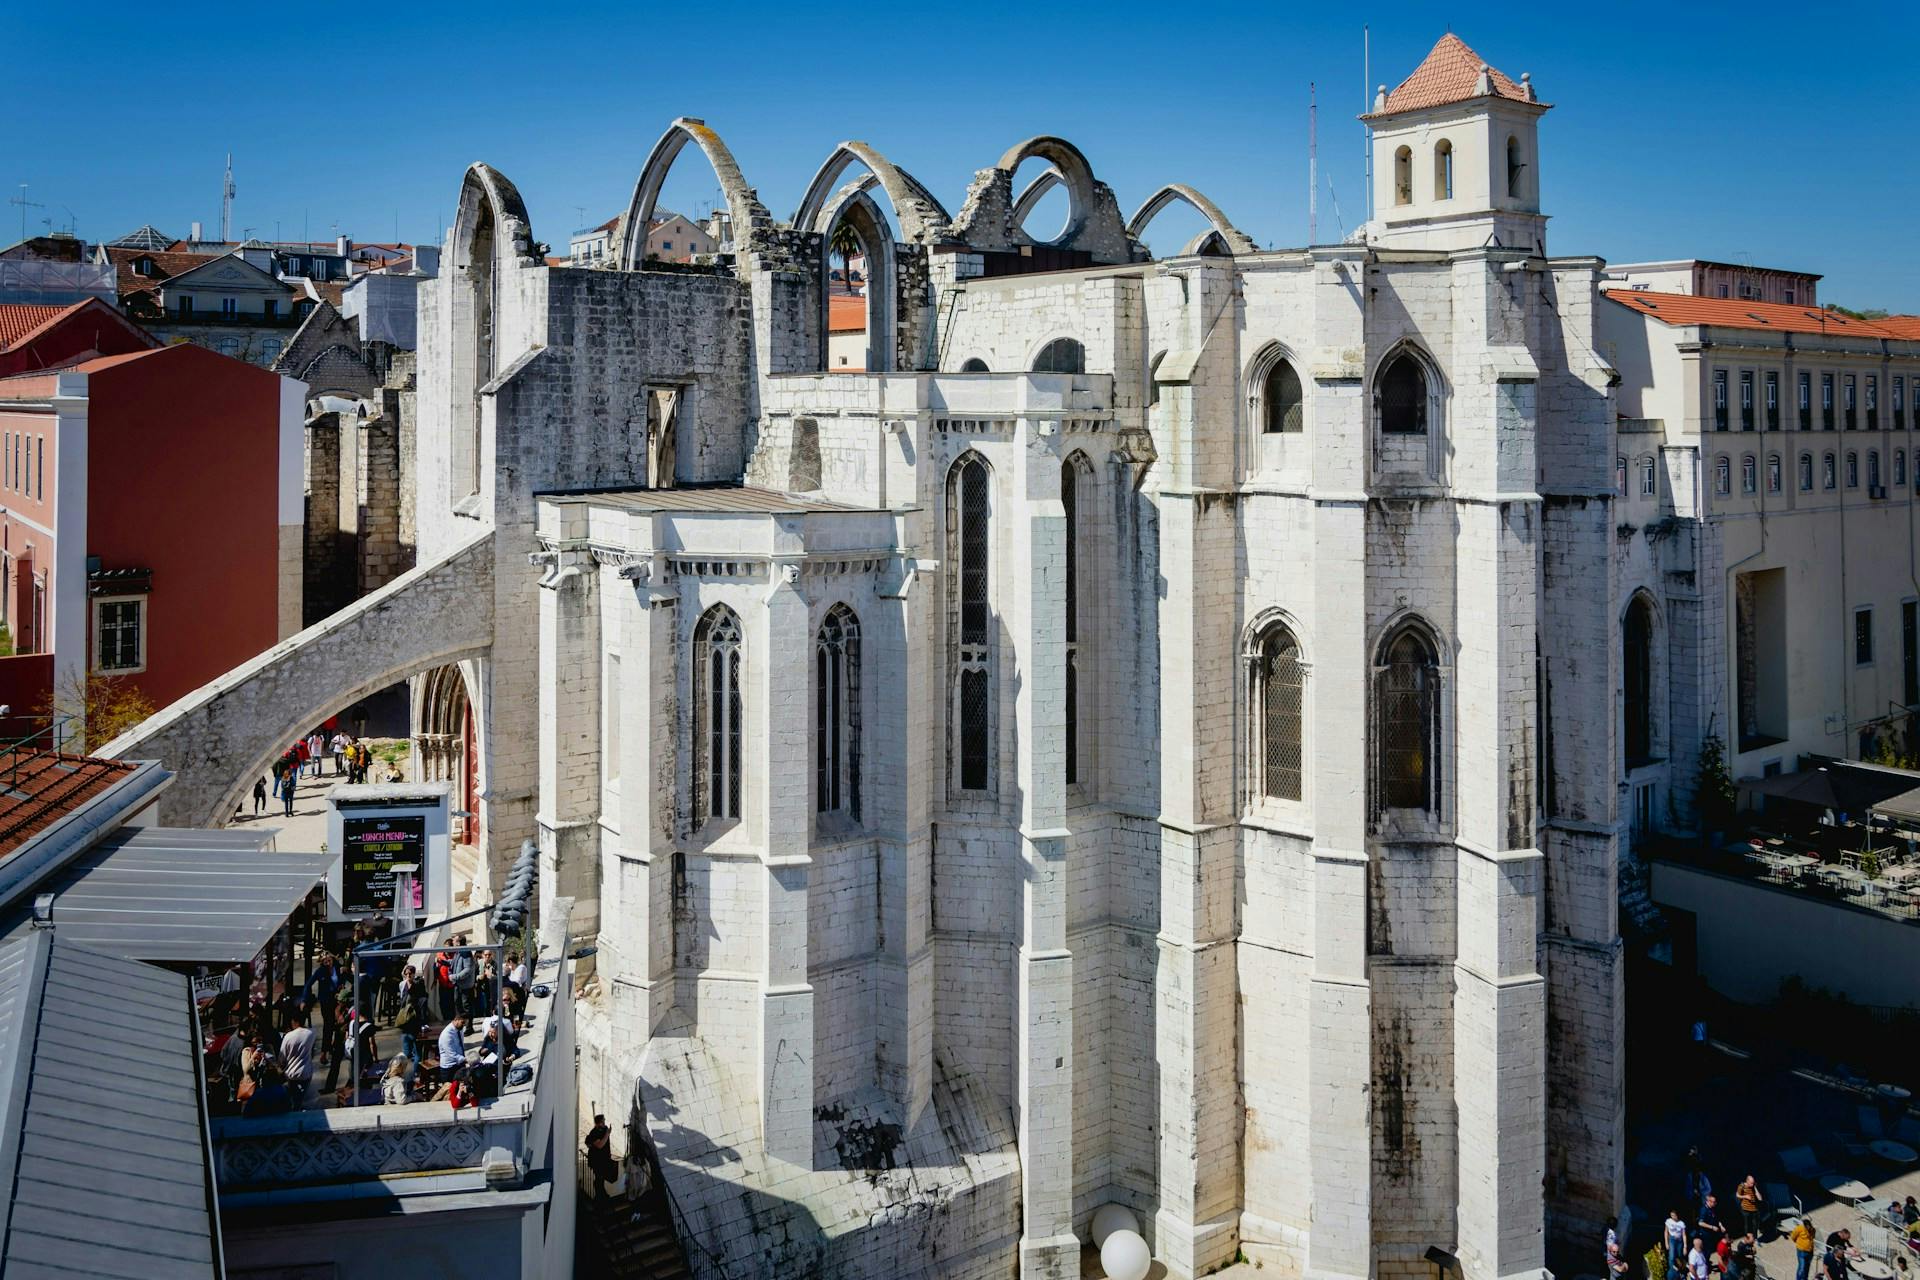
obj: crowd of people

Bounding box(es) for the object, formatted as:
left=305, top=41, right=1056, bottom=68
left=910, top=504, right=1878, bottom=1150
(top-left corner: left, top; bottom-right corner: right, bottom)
left=1619, top=1152, right=1920, bottom=1280
left=209, top=936, right=534, bottom=1115
left=248, top=729, right=394, bottom=818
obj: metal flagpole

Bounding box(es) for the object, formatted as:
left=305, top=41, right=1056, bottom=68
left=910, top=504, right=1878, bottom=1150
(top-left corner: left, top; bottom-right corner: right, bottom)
left=1309, top=82, right=1318, bottom=246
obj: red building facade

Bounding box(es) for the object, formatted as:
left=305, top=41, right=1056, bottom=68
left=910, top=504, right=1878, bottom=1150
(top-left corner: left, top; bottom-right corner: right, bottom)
left=0, top=305, right=302, bottom=740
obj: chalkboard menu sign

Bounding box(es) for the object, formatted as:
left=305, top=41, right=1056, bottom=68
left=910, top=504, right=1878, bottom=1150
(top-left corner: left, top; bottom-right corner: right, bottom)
left=341, top=815, right=426, bottom=913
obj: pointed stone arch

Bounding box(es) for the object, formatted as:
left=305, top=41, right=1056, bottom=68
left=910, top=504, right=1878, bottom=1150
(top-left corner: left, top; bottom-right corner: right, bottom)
left=1010, top=166, right=1064, bottom=235
left=948, top=135, right=1133, bottom=261
left=815, top=188, right=897, bottom=373
left=792, top=141, right=952, bottom=243
left=1126, top=183, right=1258, bottom=257
left=450, top=163, right=539, bottom=273
left=619, top=118, right=772, bottom=269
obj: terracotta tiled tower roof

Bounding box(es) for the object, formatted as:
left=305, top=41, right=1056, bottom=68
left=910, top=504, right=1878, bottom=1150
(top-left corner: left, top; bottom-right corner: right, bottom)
left=1375, top=33, right=1535, bottom=115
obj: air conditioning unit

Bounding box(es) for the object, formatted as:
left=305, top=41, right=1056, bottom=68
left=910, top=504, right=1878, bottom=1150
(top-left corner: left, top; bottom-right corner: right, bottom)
left=1869, top=483, right=1887, bottom=499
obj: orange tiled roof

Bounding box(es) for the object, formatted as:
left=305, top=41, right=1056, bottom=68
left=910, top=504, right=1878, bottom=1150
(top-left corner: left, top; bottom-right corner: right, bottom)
left=0, top=751, right=139, bottom=858
left=1604, top=290, right=1915, bottom=339
left=0, top=304, right=71, bottom=351
left=1375, top=33, right=1534, bottom=116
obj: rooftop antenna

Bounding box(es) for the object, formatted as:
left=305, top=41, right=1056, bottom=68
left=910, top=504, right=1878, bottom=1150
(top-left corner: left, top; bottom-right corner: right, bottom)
left=1363, top=25, right=1372, bottom=217
left=222, top=153, right=236, bottom=243
left=10, top=184, right=44, bottom=244
left=1309, top=81, right=1318, bottom=245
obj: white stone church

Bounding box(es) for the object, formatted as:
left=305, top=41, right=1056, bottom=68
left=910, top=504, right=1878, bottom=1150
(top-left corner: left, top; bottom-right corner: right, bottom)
left=117, top=32, right=1638, bottom=1280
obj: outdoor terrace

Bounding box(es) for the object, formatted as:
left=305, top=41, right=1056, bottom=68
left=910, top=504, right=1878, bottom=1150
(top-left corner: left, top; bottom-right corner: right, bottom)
left=209, top=935, right=573, bottom=1202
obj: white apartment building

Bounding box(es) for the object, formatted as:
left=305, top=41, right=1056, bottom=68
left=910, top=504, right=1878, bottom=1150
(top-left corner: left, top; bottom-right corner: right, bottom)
left=1601, top=293, right=1920, bottom=835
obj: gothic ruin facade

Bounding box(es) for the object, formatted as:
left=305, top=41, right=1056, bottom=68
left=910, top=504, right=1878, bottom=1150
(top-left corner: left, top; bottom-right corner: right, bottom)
left=112, top=34, right=1627, bottom=1280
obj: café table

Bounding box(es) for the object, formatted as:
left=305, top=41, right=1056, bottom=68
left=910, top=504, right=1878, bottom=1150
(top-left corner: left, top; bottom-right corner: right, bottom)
left=1852, top=1258, right=1894, bottom=1280
left=1820, top=1174, right=1873, bottom=1202
left=1869, top=1139, right=1917, bottom=1164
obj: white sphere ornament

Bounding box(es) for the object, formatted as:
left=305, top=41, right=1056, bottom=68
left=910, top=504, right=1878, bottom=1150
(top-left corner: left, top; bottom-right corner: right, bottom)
left=1090, top=1203, right=1140, bottom=1249
left=1100, top=1227, right=1152, bottom=1280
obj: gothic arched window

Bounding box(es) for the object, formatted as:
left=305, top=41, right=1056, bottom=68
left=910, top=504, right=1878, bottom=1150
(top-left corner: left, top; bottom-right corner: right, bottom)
left=815, top=605, right=861, bottom=821
left=1379, top=352, right=1429, bottom=435
left=1031, top=338, right=1085, bottom=375
left=693, top=605, right=743, bottom=826
left=1263, top=356, right=1304, bottom=434
left=1623, top=595, right=1655, bottom=768
left=1250, top=621, right=1305, bottom=802
left=950, top=453, right=994, bottom=792
left=1375, top=625, right=1441, bottom=814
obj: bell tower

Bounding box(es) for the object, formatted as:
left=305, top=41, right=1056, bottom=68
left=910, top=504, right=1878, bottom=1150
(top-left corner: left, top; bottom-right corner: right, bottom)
left=1364, top=34, right=1549, bottom=253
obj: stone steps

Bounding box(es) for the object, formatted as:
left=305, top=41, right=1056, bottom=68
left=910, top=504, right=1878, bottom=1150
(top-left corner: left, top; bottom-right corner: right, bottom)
left=587, top=1184, right=692, bottom=1280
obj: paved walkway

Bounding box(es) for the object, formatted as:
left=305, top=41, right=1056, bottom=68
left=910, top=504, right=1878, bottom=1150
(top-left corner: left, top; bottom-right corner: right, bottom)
left=226, top=741, right=410, bottom=853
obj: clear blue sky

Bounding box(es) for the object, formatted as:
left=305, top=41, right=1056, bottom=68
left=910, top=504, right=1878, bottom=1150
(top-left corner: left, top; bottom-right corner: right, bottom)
left=10, top=1, right=1919, bottom=309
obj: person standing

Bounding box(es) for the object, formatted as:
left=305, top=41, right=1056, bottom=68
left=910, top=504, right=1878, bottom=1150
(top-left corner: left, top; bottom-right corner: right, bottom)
left=331, top=731, right=349, bottom=776
left=586, top=1114, right=619, bottom=1200
left=1791, top=1216, right=1817, bottom=1280
left=449, top=939, right=476, bottom=1019
left=1698, top=1194, right=1725, bottom=1253
left=1688, top=1238, right=1710, bottom=1280
left=308, top=953, right=340, bottom=1063
left=1665, top=1209, right=1691, bottom=1280
left=1824, top=1228, right=1853, bottom=1280
left=252, top=777, right=268, bottom=814
left=280, top=1020, right=316, bottom=1109
left=1735, top=1175, right=1763, bottom=1239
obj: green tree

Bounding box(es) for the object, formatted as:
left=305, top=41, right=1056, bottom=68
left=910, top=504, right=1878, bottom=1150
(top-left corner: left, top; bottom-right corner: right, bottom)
left=1698, top=733, right=1737, bottom=832
left=828, top=223, right=862, bottom=293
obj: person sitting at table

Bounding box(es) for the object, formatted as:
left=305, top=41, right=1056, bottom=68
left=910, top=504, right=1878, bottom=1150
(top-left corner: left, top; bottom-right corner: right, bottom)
left=1823, top=1228, right=1853, bottom=1280
left=1903, top=1196, right=1919, bottom=1229
left=380, top=1054, right=412, bottom=1105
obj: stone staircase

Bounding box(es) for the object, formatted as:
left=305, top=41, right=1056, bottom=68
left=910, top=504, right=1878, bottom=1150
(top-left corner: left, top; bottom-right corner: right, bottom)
left=584, top=1181, right=692, bottom=1280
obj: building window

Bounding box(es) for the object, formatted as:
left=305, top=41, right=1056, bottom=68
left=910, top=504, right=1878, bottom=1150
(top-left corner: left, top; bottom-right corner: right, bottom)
left=1639, top=455, right=1657, bottom=496
left=1799, top=453, right=1814, bottom=491
left=1870, top=450, right=1882, bottom=490
left=1765, top=371, right=1779, bottom=429
left=1898, top=451, right=1907, bottom=486
left=1031, top=337, right=1086, bottom=375
left=1615, top=456, right=1627, bottom=497
left=1394, top=145, right=1413, bottom=205
left=1845, top=375, right=1857, bottom=428
left=1824, top=452, right=1837, bottom=489
left=950, top=452, right=993, bottom=793
left=1713, top=369, right=1729, bottom=431
left=1847, top=451, right=1860, bottom=488
left=264, top=298, right=278, bottom=319
left=1785, top=289, right=1796, bottom=304
left=1379, top=352, right=1429, bottom=434
left=1857, top=607, right=1875, bottom=666
left=1897, top=376, right=1908, bottom=427
left=1623, top=595, right=1655, bottom=768
left=175, top=297, right=193, bottom=317
left=1739, top=371, right=1755, bottom=430
left=1375, top=625, right=1441, bottom=815
left=1767, top=453, right=1782, bottom=493
left=1062, top=454, right=1093, bottom=787
left=1741, top=454, right=1757, bottom=494
left=1250, top=621, right=1305, bottom=803
left=1823, top=373, right=1835, bottom=429
left=1714, top=456, right=1731, bottom=495
left=94, top=597, right=145, bottom=673
left=134, top=257, right=153, bottom=277
left=1868, top=375, right=1881, bottom=429
left=1799, top=371, right=1813, bottom=428
left=692, top=605, right=743, bottom=826
left=1434, top=139, right=1454, bottom=200
left=1506, top=135, right=1524, bottom=199
left=1262, top=355, right=1304, bottom=433
left=221, top=297, right=237, bottom=317
left=815, top=604, right=861, bottom=821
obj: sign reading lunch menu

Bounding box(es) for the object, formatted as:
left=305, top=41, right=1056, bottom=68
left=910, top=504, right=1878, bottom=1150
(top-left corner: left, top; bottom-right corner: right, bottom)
left=340, top=815, right=426, bottom=913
